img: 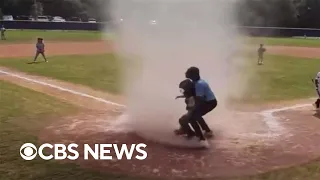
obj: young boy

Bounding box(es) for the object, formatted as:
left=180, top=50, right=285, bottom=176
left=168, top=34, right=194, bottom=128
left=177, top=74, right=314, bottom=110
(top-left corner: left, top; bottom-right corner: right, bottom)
left=313, top=72, right=320, bottom=109
left=257, top=44, right=266, bottom=65
left=174, top=78, right=209, bottom=147
left=185, top=67, right=216, bottom=138
left=33, top=38, right=48, bottom=63
left=1, top=25, right=6, bottom=40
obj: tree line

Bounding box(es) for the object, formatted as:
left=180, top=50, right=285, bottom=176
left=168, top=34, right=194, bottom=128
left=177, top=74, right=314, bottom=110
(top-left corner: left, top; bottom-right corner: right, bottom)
left=1, top=0, right=320, bottom=28
left=237, top=0, right=320, bottom=28
left=0, top=0, right=109, bottom=21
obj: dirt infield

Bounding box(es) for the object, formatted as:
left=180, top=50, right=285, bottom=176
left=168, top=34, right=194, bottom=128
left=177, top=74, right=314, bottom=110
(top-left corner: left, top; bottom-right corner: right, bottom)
left=0, top=41, right=112, bottom=58
left=268, top=46, right=320, bottom=58
left=2, top=41, right=320, bottom=58
left=39, top=107, right=320, bottom=179
left=1, top=41, right=320, bottom=58
left=1, top=41, right=320, bottom=179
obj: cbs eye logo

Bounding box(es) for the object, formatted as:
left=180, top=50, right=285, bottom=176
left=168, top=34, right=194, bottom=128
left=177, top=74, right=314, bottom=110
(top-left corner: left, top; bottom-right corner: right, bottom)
left=20, top=143, right=38, bottom=160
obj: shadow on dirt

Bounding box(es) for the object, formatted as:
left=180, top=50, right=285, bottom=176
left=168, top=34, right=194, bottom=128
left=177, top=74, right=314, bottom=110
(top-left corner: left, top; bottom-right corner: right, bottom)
left=27, top=61, right=43, bottom=64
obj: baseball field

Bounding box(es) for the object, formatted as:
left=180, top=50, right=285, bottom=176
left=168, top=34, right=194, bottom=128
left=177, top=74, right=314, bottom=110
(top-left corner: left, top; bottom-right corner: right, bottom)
left=1, top=29, right=320, bottom=180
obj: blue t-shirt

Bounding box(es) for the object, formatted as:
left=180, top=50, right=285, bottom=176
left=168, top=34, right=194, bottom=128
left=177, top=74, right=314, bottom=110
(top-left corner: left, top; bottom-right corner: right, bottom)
left=195, top=79, right=216, bottom=101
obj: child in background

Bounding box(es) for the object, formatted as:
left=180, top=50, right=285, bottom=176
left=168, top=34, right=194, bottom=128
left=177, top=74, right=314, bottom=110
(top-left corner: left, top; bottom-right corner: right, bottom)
left=257, top=44, right=266, bottom=65
left=1, top=25, right=6, bottom=40
left=33, top=38, right=48, bottom=63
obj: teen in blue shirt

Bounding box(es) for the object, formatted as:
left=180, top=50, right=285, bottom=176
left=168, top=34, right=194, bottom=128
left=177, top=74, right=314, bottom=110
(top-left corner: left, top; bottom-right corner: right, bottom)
left=185, top=66, right=217, bottom=138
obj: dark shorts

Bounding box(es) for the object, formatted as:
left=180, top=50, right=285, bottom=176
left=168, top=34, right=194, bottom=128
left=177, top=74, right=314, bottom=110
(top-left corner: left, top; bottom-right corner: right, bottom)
left=187, top=99, right=217, bottom=122
left=178, top=99, right=217, bottom=134
left=198, top=99, right=217, bottom=116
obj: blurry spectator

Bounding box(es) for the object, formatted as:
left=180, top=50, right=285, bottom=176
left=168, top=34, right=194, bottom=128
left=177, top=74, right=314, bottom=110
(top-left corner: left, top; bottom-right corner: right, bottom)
left=33, top=38, right=48, bottom=63
left=1, top=25, right=6, bottom=40
left=257, top=44, right=266, bottom=65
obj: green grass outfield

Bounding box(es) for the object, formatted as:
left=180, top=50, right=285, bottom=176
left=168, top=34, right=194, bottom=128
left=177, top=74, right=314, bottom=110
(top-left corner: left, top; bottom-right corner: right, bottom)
left=0, top=53, right=318, bottom=102
left=247, top=37, right=320, bottom=47
left=0, top=30, right=104, bottom=43
left=0, top=80, right=320, bottom=180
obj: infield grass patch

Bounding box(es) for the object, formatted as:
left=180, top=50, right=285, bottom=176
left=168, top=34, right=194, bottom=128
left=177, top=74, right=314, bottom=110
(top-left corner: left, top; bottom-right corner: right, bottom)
left=241, top=54, right=320, bottom=102
left=0, top=53, right=318, bottom=102
left=0, top=30, right=103, bottom=43
left=0, top=54, right=122, bottom=94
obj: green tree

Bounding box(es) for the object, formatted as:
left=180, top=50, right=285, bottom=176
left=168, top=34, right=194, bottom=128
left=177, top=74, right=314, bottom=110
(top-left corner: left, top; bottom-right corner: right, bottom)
left=296, top=0, right=320, bottom=28
left=236, top=0, right=298, bottom=27
left=0, top=0, right=109, bottom=21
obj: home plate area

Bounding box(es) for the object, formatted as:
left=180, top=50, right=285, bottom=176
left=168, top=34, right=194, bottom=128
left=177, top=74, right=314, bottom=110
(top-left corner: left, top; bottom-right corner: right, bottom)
left=40, top=104, right=320, bottom=179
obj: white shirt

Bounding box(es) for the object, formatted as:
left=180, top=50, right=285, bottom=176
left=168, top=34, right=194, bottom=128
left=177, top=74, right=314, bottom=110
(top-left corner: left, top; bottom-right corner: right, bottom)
left=36, top=42, right=45, bottom=52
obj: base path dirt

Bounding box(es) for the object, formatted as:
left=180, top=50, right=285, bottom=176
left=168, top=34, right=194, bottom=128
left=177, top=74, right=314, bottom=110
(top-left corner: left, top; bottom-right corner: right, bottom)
left=1, top=41, right=320, bottom=59
left=249, top=45, right=320, bottom=58
left=0, top=41, right=113, bottom=58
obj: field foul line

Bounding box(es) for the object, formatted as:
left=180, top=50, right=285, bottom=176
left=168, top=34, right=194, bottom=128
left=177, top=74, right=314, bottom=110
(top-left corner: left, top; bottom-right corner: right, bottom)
left=258, top=103, right=311, bottom=137
left=0, top=69, right=312, bottom=136
left=0, top=69, right=125, bottom=108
